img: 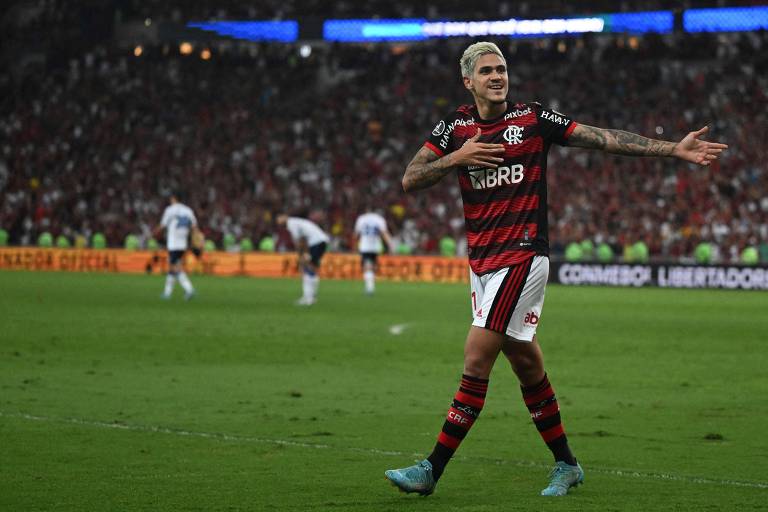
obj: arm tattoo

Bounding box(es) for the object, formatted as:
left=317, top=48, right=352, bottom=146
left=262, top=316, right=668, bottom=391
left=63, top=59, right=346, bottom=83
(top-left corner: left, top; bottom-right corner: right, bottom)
left=570, top=124, right=677, bottom=157
left=402, top=146, right=455, bottom=192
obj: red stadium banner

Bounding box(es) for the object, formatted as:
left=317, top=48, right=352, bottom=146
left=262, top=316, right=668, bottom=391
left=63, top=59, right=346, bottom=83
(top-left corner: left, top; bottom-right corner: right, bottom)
left=0, top=248, right=470, bottom=284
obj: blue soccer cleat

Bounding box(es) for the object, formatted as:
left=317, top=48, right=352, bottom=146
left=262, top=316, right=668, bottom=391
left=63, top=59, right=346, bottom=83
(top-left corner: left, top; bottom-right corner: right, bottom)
left=385, top=459, right=436, bottom=496
left=540, top=461, right=584, bottom=496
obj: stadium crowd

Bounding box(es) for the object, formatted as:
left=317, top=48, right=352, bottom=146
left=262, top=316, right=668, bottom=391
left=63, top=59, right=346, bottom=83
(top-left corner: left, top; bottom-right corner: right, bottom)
left=1, top=25, right=767, bottom=262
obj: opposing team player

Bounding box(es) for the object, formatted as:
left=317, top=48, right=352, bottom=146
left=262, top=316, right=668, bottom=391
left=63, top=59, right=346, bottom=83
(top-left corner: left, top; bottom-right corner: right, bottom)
left=153, top=192, right=199, bottom=300
left=385, top=42, right=727, bottom=497
left=276, top=214, right=329, bottom=306
left=354, top=210, right=392, bottom=295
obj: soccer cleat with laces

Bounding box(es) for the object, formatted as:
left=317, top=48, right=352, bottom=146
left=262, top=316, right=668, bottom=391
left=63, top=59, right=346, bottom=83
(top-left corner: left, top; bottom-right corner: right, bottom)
left=385, top=459, right=436, bottom=496
left=540, top=461, right=584, bottom=496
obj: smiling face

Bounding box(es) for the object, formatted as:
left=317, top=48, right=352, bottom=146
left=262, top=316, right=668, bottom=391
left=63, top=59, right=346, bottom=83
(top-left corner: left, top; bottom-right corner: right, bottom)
left=463, top=53, right=508, bottom=106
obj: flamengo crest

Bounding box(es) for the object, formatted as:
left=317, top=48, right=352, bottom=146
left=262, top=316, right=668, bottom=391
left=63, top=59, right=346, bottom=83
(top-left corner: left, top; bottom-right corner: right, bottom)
left=503, top=125, right=523, bottom=145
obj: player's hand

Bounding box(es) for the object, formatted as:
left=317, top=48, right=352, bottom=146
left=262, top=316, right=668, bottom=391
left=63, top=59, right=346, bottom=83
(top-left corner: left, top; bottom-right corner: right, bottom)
left=450, top=128, right=506, bottom=168
left=672, top=126, right=728, bottom=166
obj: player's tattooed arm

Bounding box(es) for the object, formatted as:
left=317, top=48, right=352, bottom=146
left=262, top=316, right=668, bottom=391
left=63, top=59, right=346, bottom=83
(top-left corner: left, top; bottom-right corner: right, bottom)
left=402, top=146, right=455, bottom=192
left=569, top=124, right=728, bottom=166
left=403, top=128, right=505, bottom=192
left=569, top=124, right=676, bottom=156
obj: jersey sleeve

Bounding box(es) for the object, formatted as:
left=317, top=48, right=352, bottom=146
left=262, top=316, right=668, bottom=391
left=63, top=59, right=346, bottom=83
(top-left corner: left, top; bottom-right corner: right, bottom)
left=534, top=104, right=578, bottom=146
left=160, top=207, right=171, bottom=227
left=424, top=111, right=462, bottom=157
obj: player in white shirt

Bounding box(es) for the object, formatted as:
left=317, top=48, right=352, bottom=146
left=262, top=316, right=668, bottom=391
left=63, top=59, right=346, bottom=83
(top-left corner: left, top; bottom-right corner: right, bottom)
left=354, top=211, right=392, bottom=295
left=153, top=193, right=199, bottom=300
left=276, top=214, right=330, bottom=306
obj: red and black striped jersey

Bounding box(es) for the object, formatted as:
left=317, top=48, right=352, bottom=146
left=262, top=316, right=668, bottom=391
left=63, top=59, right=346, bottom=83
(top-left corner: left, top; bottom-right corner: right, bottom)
left=424, top=102, right=577, bottom=275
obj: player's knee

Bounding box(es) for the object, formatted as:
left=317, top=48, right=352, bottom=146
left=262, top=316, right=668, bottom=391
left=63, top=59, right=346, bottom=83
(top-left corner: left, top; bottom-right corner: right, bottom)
left=463, top=355, right=494, bottom=379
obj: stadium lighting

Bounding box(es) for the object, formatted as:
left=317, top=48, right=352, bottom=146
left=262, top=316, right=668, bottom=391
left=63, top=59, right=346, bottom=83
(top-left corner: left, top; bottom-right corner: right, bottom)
left=323, top=12, right=673, bottom=42
left=684, top=6, right=768, bottom=32
left=299, top=44, right=312, bottom=58
left=187, top=21, right=299, bottom=43
left=144, top=18, right=152, bottom=27
left=200, top=48, right=212, bottom=60
left=133, top=45, right=143, bottom=57
left=179, top=42, right=193, bottom=55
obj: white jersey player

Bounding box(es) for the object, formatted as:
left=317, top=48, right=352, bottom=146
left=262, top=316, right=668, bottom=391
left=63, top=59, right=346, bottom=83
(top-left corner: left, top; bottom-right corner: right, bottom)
left=153, top=193, right=198, bottom=300
left=354, top=211, right=392, bottom=295
left=276, top=214, right=329, bottom=306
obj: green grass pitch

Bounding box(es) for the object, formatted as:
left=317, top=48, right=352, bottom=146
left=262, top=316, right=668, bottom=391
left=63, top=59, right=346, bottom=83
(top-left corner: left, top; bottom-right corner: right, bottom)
left=1, top=270, right=767, bottom=511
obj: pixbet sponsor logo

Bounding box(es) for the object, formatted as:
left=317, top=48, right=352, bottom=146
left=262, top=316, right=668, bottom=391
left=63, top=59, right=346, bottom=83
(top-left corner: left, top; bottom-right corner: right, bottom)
left=468, top=164, right=524, bottom=189
left=504, top=107, right=532, bottom=120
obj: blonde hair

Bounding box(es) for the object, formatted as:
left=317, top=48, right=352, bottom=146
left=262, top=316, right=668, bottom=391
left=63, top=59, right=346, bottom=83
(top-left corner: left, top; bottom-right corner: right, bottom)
left=460, top=41, right=506, bottom=78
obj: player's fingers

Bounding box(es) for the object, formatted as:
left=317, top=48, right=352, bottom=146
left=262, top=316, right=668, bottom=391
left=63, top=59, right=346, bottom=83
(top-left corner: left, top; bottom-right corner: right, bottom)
left=474, top=151, right=505, bottom=161
left=469, top=128, right=482, bottom=141
left=473, top=158, right=501, bottom=168
left=707, top=143, right=728, bottom=149
left=693, top=126, right=709, bottom=137
left=478, top=144, right=506, bottom=152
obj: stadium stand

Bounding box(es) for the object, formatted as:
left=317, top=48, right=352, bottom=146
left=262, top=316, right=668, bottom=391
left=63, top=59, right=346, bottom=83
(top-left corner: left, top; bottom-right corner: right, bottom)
left=1, top=2, right=766, bottom=262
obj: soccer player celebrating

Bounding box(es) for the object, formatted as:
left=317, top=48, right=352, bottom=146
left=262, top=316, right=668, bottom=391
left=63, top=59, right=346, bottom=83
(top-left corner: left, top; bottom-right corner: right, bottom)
left=354, top=210, right=392, bottom=295
left=153, top=192, right=199, bottom=300
left=276, top=213, right=330, bottom=306
left=384, top=41, right=727, bottom=497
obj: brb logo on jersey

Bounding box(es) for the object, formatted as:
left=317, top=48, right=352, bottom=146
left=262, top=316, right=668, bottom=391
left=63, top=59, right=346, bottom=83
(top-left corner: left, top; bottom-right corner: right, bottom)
left=468, top=164, right=524, bottom=190
left=503, top=125, right=523, bottom=145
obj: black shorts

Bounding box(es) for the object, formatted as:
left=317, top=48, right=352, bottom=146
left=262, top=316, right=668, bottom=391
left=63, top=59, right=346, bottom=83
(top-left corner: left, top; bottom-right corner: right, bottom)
left=361, top=252, right=378, bottom=266
left=308, top=242, right=327, bottom=267
left=168, top=250, right=186, bottom=265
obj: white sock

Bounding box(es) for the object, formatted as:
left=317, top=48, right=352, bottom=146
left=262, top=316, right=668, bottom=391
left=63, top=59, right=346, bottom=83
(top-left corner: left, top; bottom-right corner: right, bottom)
left=309, top=275, right=319, bottom=300
left=164, top=274, right=176, bottom=296
left=302, top=274, right=313, bottom=300
left=364, top=270, right=375, bottom=293
left=178, top=272, right=194, bottom=294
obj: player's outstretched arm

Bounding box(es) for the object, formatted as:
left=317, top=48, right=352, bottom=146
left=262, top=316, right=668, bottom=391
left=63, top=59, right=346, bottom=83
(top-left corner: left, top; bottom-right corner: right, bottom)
left=381, top=229, right=393, bottom=253
left=402, top=128, right=505, bottom=192
left=569, top=124, right=728, bottom=166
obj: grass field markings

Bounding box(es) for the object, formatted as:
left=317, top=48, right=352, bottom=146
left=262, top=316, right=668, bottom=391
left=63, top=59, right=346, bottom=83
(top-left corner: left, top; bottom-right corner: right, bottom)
left=388, top=324, right=410, bottom=335
left=4, top=411, right=767, bottom=490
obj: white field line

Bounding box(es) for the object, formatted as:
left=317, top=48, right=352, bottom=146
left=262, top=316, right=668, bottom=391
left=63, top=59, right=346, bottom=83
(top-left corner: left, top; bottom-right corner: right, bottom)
left=2, top=410, right=767, bottom=490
